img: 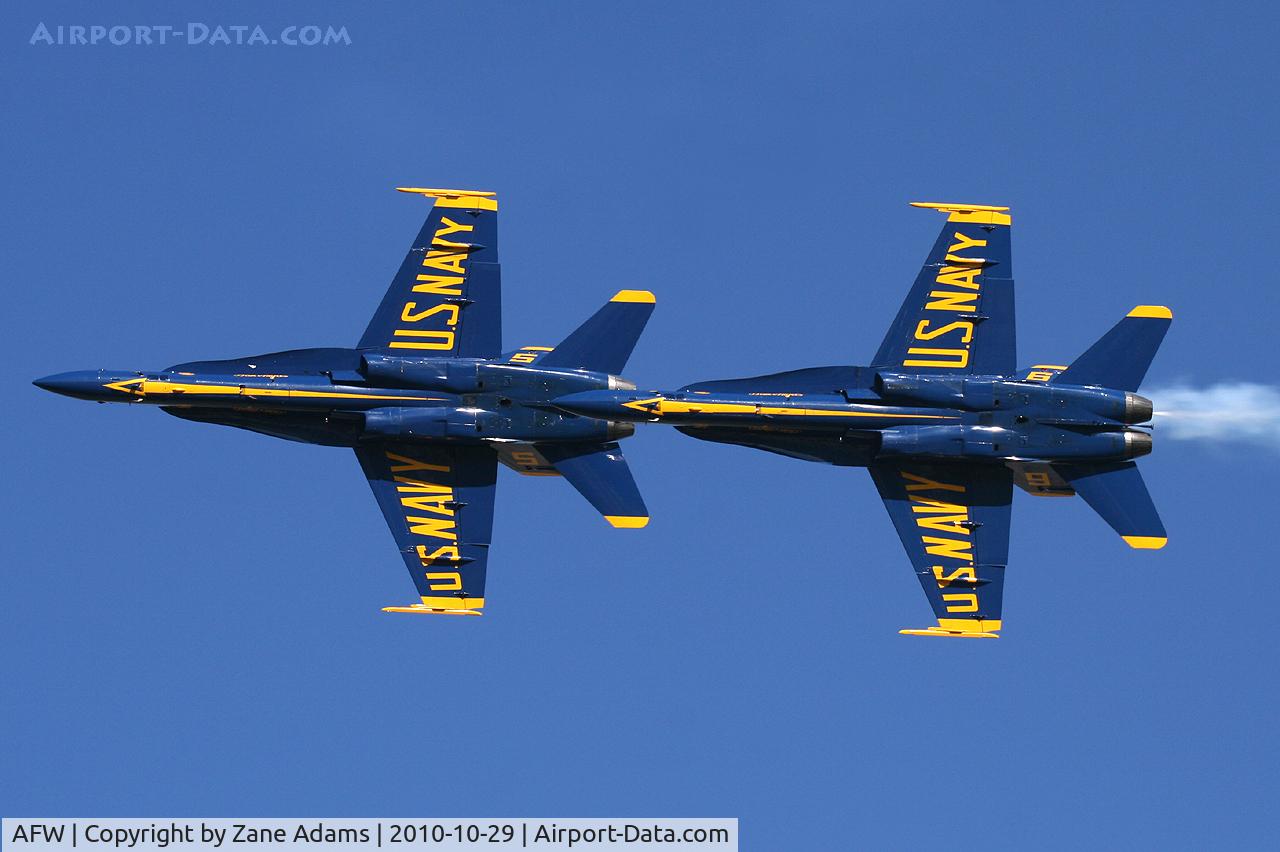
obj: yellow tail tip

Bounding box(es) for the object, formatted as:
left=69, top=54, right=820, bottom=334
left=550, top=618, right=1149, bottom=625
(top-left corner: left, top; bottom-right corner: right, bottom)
left=604, top=515, right=650, bottom=528
left=610, top=289, right=656, bottom=304
left=1122, top=535, right=1168, bottom=549
left=1127, top=305, right=1173, bottom=319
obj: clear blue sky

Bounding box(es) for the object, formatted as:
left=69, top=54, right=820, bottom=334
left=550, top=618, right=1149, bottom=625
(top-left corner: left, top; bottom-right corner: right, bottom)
left=3, top=2, right=1278, bottom=848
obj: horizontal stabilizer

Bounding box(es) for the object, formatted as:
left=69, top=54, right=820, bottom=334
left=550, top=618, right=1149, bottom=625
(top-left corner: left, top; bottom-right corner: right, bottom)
left=540, top=442, right=649, bottom=528
left=538, top=291, right=655, bottom=375
left=1059, top=461, right=1167, bottom=549
left=1054, top=306, right=1172, bottom=391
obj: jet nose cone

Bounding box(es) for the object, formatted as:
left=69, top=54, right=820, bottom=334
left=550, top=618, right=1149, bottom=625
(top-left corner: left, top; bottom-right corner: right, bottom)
left=34, top=370, right=141, bottom=401
left=34, top=370, right=100, bottom=397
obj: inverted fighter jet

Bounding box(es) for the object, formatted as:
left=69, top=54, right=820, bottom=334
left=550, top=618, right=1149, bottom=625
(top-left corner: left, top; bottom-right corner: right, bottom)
left=555, top=203, right=1171, bottom=637
left=35, top=188, right=654, bottom=616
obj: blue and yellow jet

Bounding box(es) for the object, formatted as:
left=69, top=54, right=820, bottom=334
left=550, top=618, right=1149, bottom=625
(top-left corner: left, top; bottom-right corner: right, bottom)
left=34, top=188, right=656, bottom=616
left=555, top=203, right=1172, bottom=638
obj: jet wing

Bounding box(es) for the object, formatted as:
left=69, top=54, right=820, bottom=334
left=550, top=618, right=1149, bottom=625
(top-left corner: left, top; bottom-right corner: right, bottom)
left=868, top=460, right=1012, bottom=637
left=355, top=441, right=498, bottom=615
left=871, top=203, right=1015, bottom=376
left=358, top=188, right=501, bottom=358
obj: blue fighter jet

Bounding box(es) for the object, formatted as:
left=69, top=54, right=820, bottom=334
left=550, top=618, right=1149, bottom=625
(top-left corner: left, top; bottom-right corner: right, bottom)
left=555, top=203, right=1171, bottom=637
left=35, top=188, right=655, bottom=616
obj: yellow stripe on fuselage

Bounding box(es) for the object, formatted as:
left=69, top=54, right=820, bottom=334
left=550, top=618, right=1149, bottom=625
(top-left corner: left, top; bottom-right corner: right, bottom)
left=123, top=379, right=445, bottom=403
left=628, top=397, right=956, bottom=421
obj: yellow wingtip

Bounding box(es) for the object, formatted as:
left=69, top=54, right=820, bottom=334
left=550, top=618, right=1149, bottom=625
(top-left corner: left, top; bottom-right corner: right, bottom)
left=910, top=201, right=1011, bottom=225
left=395, top=187, right=498, bottom=210
left=604, top=515, right=650, bottom=528
left=1127, top=305, right=1173, bottom=319
left=610, top=289, right=656, bottom=304
left=1123, top=535, right=1168, bottom=549
left=396, top=187, right=496, bottom=197
left=381, top=605, right=483, bottom=616
left=899, top=628, right=999, bottom=638
left=909, top=201, right=1010, bottom=212
left=900, top=618, right=1002, bottom=637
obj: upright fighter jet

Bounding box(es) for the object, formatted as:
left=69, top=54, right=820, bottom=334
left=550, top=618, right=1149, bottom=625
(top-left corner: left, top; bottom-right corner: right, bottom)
left=35, top=188, right=654, bottom=616
left=556, top=203, right=1171, bottom=637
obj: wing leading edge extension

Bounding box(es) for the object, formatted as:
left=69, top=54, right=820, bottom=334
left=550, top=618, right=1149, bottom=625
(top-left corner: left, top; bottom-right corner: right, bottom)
left=869, top=461, right=1012, bottom=637
left=871, top=203, right=1015, bottom=377
left=355, top=442, right=498, bottom=615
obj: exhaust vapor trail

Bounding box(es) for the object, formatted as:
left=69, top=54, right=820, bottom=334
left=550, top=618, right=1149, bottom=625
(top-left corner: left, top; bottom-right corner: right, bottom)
left=1148, top=383, right=1280, bottom=445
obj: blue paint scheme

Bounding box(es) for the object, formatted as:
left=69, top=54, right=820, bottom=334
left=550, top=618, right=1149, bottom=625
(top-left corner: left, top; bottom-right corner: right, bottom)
left=1058, top=462, right=1166, bottom=542
left=553, top=206, right=1171, bottom=635
left=871, top=212, right=1014, bottom=375
left=540, top=442, right=649, bottom=521
left=357, top=200, right=501, bottom=356
left=355, top=443, right=498, bottom=604
left=869, top=461, right=1011, bottom=624
left=1054, top=313, right=1171, bottom=391
left=33, top=191, right=654, bottom=615
left=538, top=298, right=655, bottom=374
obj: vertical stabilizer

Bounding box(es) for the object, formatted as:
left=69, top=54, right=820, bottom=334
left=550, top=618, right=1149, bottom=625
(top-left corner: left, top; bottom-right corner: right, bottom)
left=1053, top=306, right=1172, bottom=391
left=538, top=291, right=655, bottom=375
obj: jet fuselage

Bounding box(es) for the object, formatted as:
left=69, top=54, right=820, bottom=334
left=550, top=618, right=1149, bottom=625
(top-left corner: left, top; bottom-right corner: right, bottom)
left=554, top=367, right=1154, bottom=467
left=35, top=349, right=635, bottom=448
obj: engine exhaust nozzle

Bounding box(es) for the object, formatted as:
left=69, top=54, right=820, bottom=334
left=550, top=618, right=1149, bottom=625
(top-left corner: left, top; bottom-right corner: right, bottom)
left=1124, top=430, right=1153, bottom=458
left=1124, top=393, right=1154, bottom=424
